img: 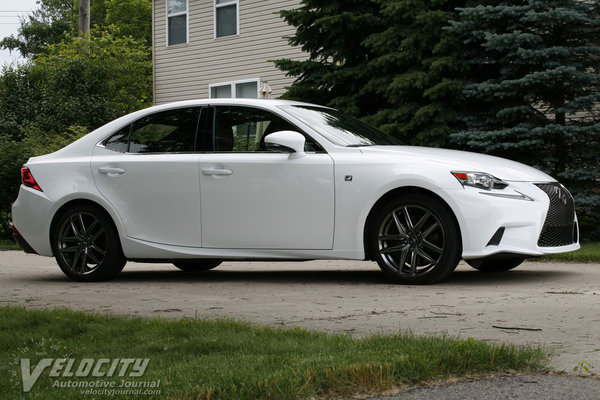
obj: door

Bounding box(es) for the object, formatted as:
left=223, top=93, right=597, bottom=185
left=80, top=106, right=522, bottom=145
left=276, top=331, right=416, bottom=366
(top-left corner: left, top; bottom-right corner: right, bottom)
left=92, top=107, right=203, bottom=247
left=199, top=106, right=335, bottom=249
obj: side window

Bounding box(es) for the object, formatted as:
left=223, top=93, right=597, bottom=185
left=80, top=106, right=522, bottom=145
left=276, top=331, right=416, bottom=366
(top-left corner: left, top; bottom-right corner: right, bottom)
left=129, top=108, right=200, bottom=153
left=104, top=125, right=130, bottom=153
left=214, top=106, right=307, bottom=152
left=103, top=107, right=201, bottom=153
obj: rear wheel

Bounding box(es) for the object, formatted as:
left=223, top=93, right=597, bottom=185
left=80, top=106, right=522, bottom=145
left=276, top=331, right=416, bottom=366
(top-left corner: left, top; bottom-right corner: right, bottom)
left=52, top=204, right=125, bottom=281
left=372, top=194, right=461, bottom=284
left=466, top=257, right=524, bottom=272
left=173, top=260, right=221, bottom=272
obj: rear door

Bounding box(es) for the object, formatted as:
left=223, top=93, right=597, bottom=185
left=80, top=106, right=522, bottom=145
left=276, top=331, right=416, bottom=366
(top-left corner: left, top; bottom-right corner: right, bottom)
left=92, top=107, right=203, bottom=247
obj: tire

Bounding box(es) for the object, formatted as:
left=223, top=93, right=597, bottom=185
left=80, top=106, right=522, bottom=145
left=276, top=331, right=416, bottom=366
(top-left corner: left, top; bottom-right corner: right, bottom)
left=466, top=257, right=524, bottom=272
left=52, top=204, right=126, bottom=282
left=173, top=260, right=222, bottom=272
left=371, top=194, right=461, bottom=284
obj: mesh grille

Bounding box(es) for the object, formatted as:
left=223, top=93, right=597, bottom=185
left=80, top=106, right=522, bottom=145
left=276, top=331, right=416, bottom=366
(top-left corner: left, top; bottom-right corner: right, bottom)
left=535, top=183, right=576, bottom=247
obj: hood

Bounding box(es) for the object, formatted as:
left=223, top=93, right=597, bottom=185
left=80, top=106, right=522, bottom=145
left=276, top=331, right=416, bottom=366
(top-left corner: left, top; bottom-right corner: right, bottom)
left=363, top=146, right=555, bottom=182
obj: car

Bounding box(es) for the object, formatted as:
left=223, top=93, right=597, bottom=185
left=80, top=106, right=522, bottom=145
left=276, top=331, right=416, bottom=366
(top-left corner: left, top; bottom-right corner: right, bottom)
left=12, top=99, right=580, bottom=284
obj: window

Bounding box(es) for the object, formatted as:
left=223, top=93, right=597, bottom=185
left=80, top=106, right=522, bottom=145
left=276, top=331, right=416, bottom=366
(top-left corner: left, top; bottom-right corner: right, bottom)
left=167, top=0, right=187, bottom=46
left=213, top=106, right=321, bottom=152
left=280, top=106, right=402, bottom=147
left=215, top=0, right=238, bottom=38
left=104, top=108, right=201, bottom=153
left=210, top=79, right=258, bottom=99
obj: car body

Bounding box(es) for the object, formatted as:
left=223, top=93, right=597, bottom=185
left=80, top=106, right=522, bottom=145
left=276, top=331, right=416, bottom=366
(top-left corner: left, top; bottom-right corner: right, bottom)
left=12, top=99, right=580, bottom=283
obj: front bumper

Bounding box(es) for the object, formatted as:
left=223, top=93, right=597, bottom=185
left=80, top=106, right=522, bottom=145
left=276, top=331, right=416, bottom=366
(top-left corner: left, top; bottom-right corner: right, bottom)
left=445, top=181, right=580, bottom=259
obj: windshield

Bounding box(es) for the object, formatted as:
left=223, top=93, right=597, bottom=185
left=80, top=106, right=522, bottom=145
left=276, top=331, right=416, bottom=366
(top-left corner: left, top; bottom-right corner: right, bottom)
left=279, top=105, right=402, bottom=147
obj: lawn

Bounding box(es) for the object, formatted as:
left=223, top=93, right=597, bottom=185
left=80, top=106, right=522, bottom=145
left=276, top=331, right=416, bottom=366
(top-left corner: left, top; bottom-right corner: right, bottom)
left=0, top=238, right=19, bottom=250
left=0, top=306, right=549, bottom=400
left=540, top=241, right=600, bottom=263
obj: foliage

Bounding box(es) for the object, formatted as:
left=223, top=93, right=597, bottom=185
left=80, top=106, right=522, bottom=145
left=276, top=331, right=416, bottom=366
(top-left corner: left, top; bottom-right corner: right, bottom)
left=0, top=28, right=151, bottom=138
left=0, top=0, right=74, bottom=59
left=274, top=0, right=386, bottom=118
left=274, top=0, right=498, bottom=146
left=0, top=127, right=86, bottom=238
left=361, top=0, right=466, bottom=146
left=0, top=66, right=44, bottom=139
left=34, top=28, right=152, bottom=130
left=104, top=0, right=153, bottom=46
left=446, top=0, right=600, bottom=239
left=0, top=0, right=152, bottom=59
left=0, top=306, right=549, bottom=399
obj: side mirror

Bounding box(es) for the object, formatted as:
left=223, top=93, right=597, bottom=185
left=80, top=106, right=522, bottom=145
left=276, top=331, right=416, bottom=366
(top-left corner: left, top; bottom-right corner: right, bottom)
left=264, top=130, right=306, bottom=159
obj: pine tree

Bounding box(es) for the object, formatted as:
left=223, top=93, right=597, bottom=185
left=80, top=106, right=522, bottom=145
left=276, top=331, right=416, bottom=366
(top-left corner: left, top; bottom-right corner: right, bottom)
left=447, top=0, right=600, bottom=238
left=274, top=0, right=495, bottom=146
left=273, top=0, right=386, bottom=118
left=361, top=0, right=473, bottom=146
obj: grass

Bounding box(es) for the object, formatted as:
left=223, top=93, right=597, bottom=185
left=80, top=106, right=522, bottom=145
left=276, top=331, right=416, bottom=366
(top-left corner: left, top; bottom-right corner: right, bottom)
left=540, top=241, right=600, bottom=263
left=0, top=238, right=19, bottom=250
left=0, top=306, right=549, bottom=400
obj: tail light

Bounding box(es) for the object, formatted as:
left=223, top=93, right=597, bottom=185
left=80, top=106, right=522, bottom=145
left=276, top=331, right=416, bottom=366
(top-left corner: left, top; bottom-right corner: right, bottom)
left=21, top=167, right=43, bottom=191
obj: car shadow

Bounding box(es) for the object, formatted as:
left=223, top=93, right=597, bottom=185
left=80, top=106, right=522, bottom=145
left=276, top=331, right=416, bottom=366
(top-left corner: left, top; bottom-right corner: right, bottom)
left=93, top=263, right=574, bottom=286
left=34, top=262, right=573, bottom=286
left=114, top=268, right=391, bottom=285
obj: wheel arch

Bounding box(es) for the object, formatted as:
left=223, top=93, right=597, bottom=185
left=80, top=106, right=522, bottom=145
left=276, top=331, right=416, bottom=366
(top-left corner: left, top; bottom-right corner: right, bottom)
left=362, top=186, right=463, bottom=261
left=49, top=199, right=123, bottom=257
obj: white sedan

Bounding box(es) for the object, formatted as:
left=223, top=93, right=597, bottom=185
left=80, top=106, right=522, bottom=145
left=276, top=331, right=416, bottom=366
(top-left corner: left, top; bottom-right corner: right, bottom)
left=12, top=99, right=579, bottom=283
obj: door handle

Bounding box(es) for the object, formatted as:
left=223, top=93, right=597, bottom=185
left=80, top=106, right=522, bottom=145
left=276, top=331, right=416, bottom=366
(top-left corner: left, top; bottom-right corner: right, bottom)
left=201, top=168, right=233, bottom=177
left=98, top=166, right=126, bottom=176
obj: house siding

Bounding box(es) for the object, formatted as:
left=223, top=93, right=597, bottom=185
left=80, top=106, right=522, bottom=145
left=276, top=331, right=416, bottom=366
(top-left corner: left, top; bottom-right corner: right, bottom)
left=153, top=0, right=306, bottom=104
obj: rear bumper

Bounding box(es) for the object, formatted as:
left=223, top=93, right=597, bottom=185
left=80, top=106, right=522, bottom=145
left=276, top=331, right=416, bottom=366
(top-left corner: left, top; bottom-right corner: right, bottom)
left=12, top=233, right=38, bottom=254
left=12, top=185, right=55, bottom=256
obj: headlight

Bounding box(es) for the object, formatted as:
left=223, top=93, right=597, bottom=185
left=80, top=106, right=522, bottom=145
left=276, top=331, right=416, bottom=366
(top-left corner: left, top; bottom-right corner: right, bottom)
left=451, top=171, right=508, bottom=190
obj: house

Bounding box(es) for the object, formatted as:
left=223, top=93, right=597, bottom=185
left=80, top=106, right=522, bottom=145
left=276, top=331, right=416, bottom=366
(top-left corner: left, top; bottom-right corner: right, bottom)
left=152, top=0, right=306, bottom=104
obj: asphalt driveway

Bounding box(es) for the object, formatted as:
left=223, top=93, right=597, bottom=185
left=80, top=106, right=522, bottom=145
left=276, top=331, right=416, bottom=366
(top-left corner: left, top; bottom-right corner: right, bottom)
left=0, top=251, right=598, bottom=373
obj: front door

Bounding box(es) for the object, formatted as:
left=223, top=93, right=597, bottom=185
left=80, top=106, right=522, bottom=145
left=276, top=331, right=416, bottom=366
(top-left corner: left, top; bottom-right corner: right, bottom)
left=199, top=106, right=335, bottom=249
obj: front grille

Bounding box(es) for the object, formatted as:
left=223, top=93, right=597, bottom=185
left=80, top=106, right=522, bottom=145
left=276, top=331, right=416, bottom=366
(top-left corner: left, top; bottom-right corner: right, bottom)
left=535, top=183, right=576, bottom=247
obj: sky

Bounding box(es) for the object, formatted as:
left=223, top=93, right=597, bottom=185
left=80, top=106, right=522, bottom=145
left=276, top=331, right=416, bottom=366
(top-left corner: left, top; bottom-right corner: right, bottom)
left=0, top=0, right=39, bottom=66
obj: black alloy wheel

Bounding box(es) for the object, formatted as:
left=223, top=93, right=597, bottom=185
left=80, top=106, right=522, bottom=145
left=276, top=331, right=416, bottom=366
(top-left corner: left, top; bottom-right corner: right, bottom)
left=53, top=204, right=125, bottom=281
left=372, top=194, right=461, bottom=284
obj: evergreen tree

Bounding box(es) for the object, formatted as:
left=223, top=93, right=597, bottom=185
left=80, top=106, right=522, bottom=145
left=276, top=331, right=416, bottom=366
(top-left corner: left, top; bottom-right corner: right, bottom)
left=361, top=0, right=472, bottom=146
left=273, top=0, right=386, bottom=118
left=274, top=0, right=495, bottom=146
left=447, top=0, right=600, bottom=238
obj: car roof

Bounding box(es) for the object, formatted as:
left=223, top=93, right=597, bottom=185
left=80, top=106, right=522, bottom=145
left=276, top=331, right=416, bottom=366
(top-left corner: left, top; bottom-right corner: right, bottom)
left=146, top=98, right=323, bottom=112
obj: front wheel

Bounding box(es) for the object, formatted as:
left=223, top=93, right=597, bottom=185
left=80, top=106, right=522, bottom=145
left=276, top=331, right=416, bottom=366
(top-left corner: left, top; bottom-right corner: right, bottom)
left=371, top=194, right=461, bottom=284
left=466, top=257, right=524, bottom=272
left=173, top=260, right=222, bottom=272
left=52, top=204, right=126, bottom=282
